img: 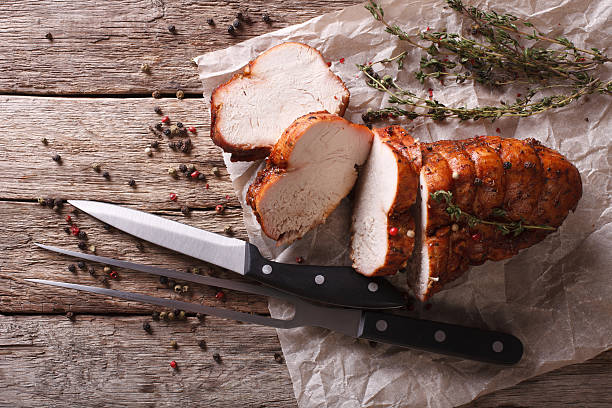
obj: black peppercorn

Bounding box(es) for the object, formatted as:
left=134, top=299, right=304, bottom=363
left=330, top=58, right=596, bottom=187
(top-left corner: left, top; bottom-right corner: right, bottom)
left=168, top=142, right=176, bottom=150
left=473, top=177, right=483, bottom=186
left=88, top=266, right=96, bottom=276
left=77, top=261, right=86, bottom=270
left=173, top=309, right=181, bottom=317
left=181, top=206, right=190, bottom=215
left=236, top=12, right=244, bottom=21
left=41, top=137, right=48, bottom=145
left=176, top=140, right=184, bottom=151
left=163, top=128, right=172, bottom=137
left=159, top=275, right=169, bottom=285
left=143, top=321, right=152, bottom=334
left=128, top=178, right=136, bottom=187
left=103, top=223, right=111, bottom=231
left=152, top=311, right=160, bottom=321
left=78, top=230, right=87, bottom=240
left=263, top=14, right=272, bottom=24
left=152, top=90, right=161, bottom=99
left=176, top=122, right=183, bottom=128
left=155, top=122, right=163, bottom=131
left=227, top=25, right=236, bottom=35
left=232, top=19, right=241, bottom=29
left=102, top=171, right=110, bottom=180
left=503, top=161, right=512, bottom=170
left=154, top=106, right=162, bottom=115
left=207, top=18, right=215, bottom=26
left=66, top=311, right=75, bottom=320
left=52, top=154, right=62, bottom=162
left=78, top=241, right=87, bottom=250
left=274, top=352, right=284, bottom=364
left=213, top=353, right=222, bottom=364
left=198, top=173, right=205, bottom=181
left=64, top=226, right=70, bottom=234
left=198, top=339, right=207, bottom=350
left=45, top=198, right=55, bottom=207
left=168, top=25, right=176, bottom=33
left=179, top=164, right=188, bottom=173
left=45, top=32, right=54, bottom=41
left=68, top=264, right=77, bottom=273
left=150, top=140, right=159, bottom=149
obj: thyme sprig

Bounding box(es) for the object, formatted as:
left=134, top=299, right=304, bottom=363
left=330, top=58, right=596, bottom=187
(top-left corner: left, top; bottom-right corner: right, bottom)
left=430, top=190, right=556, bottom=237
left=362, top=0, right=611, bottom=122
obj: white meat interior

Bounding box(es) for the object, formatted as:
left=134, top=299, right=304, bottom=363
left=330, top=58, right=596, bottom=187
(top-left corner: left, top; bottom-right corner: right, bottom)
left=258, top=121, right=372, bottom=243
left=413, top=171, right=430, bottom=299
left=216, top=44, right=347, bottom=148
left=351, top=135, right=399, bottom=276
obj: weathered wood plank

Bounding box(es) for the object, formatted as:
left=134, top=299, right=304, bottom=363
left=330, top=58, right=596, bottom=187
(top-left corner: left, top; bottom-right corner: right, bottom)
left=0, top=0, right=361, bottom=95
left=0, top=201, right=274, bottom=314
left=0, top=314, right=295, bottom=407
left=0, top=96, right=240, bottom=209
left=0, top=314, right=610, bottom=407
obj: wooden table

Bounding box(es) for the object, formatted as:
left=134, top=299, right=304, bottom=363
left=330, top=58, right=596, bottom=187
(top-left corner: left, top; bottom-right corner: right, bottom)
left=0, top=1, right=609, bottom=406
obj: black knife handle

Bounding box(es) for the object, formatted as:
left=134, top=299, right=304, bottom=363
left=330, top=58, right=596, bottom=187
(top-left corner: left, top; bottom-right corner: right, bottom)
left=359, top=311, right=523, bottom=365
left=243, top=243, right=405, bottom=309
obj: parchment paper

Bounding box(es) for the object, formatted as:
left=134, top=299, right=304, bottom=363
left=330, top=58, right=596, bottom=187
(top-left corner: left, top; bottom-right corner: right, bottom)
left=195, top=1, right=612, bottom=406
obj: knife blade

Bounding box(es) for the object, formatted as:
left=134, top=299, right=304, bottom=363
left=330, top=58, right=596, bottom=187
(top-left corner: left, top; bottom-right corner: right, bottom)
left=68, top=200, right=405, bottom=309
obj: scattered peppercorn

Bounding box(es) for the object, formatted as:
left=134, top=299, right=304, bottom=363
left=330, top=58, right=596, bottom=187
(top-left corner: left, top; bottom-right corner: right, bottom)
left=178, top=310, right=186, bottom=320
left=152, top=311, right=160, bottom=321
left=503, top=161, right=512, bottom=170
left=167, top=311, right=175, bottom=320
left=212, top=167, right=220, bottom=176
left=128, top=178, right=137, bottom=187
left=150, top=140, right=159, bottom=149
left=109, top=270, right=118, bottom=279
left=103, top=223, right=111, bottom=231
left=38, top=197, right=46, bottom=206
left=45, top=32, right=54, bottom=41
left=41, top=137, right=48, bottom=145
left=102, top=171, right=110, bottom=180
left=473, top=177, right=482, bottom=186
left=45, top=198, right=55, bottom=207
left=213, top=353, right=222, bottom=364
left=215, top=204, right=224, bottom=214
left=274, top=352, right=284, bottom=364
left=176, top=121, right=183, bottom=129
left=143, top=321, right=152, bottom=334
left=207, top=18, right=215, bottom=26
left=215, top=290, right=225, bottom=300
left=263, top=14, right=272, bottom=24
left=174, top=284, right=182, bottom=293
left=68, top=264, right=77, bottom=273
left=78, top=230, right=87, bottom=240
left=158, top=276, right=169, bottom=286
left=88, top=266, right=96, bottom=276
left=181, top=286, right=188, bottom=294
left=198, top=173, right=206, bottom=181
left=181, top=138, right=192, bottom=153
left=78, top=241, right=87, bottom=250
left=188, top=126, right=196, bottom=133
left=160, top=311, right=168, bottom=320
left=168, top=25, right=176, bottom=33
left=77, top=261, right=86, bottom=270
left=198, top=339, right=207, bottom=350
left=155, top=122, right=163, bottom=131
left=223, top=225, right=233, bottom=235
left=154, top=106, right=162, bottom=115
left=103, top=266, right=111, bottom=273
left=91, top=162, right=101, bottom=172
left=170, top=193, right=177, bottom=201
left=161, top=115, right=170, bottom=124
left=388, top=227, right=399, bottom=236
left=227, top=25, right=236, bottom=35
left=163, top=129, right=172, bottom=137
left=66, top=311, right=75, bottom=320
left=296, top=256, right=304, bottom=264
left=52, top=154, right=62, bottom=163
left=63, top=226, right=71, bottom=234
left=152, top=90, right=161, bottom=99
left=170, top=340, right=178, bottom=349
left=170, top=360, right=177, bottom=369
left=176, top=90, right=184, bottom=100
left=140, top=63, right=151, bottom=74
left=180, top=206, right=190, bottom=215
left=232, top=19, right=241, bottom=29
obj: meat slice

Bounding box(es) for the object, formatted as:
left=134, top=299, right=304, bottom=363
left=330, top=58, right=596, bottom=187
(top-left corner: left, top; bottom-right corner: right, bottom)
left=210, top=42, right=350, bottom=161
left=351, top=126, right=421, bottom=277
left=247, top=112, right=373, bottom=245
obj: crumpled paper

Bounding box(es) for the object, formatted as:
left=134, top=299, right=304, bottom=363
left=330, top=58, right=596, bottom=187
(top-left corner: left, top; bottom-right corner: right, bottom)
left=195, top=0, right=612, bottom=406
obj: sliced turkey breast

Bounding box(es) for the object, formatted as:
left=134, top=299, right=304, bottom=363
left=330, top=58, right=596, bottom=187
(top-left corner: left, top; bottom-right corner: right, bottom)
left=408, top=135, right=582, bottom=301
left=210, top=42, right=350, bottom=161
left=351, top=126, right=421, bottom=277
left=247, top=112, right=373, bottom=245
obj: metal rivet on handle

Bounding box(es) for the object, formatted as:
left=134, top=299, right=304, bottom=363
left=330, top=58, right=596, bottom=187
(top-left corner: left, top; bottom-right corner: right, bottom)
left=262, top=264, right=272, bottom=275
left=492, top=341, right=504, bottom=353
left=434, top=330, right=446, bottom=343
left=367, top=282, right=379, bottom=292
left=314, top=274, right=325, bottom=285
left=375, top=320, right=388, bottom=332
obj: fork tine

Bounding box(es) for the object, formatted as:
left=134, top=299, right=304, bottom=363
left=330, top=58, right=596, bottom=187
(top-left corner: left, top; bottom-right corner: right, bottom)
left=34, top=243, right=291, bottom=301
left=25, top=279, right=300, bottom=329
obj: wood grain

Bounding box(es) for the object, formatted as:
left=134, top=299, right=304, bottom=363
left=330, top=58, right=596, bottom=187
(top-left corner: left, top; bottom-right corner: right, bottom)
left=0, top=0, right=361, bottom=95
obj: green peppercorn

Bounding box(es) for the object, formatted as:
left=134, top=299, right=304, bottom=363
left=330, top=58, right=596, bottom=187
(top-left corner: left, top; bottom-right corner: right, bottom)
left=188, top=164, right=196, bottom=173
left=103, top=266, right=111, bottom=273
left=159, top=311, right=168, bottom=320
left=88, top=245, right=96, bottom=253
left=140, top=63, right=151, bottom=74
left=174, top=284, right=182, bottom=293
left=167, top=312, right=175, bottom=320
left=178, top=310, right=186, bottom=320
left=176, top=90, right=184, bottom=100
left=224, top=225, right=233, bottom=235
left=37, top=197, right=45, bottom=205
left=191, top=267, right=199, bottom=274
left=168, top=168, right=178, bottom=177
left=170, top=340, right=178, bottom=349
left=91, top=163, right=101, bottom=172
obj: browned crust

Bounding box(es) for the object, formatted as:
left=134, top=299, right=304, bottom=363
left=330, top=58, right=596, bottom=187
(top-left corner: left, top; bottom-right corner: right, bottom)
left=351, top=126, right=421, bottom=276
left=416, top=136, right=582, bottom=301
left=421, top=145, right=453, bottom=233
left=247, top=112, right=372, bottom=244
left=210, top=42, right=350, bottom=162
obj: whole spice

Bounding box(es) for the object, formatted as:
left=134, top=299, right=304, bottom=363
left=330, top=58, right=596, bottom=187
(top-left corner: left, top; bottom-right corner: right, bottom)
left=109, top=270, right=118, bottom=279
left=212, top=167, right=220, bottom=176
left=92, top=163, right=101, bottom=172
left=188, top=126, right=196, bottom=133
left=168, top=168, right=178, bottom=177
left=198, top=339, right=207, bottom=350
left=65, top=215, right=72, bottom=223
left=68, top=264, right=77, bottom=273
left=160, top=311, right=168, bottom=320
left=178, top=310, right=186, bottom=319
left=215, top=204, right=224, bottom=214
left=103, top=266, right=111, bottom=274
left=263, top=14, right=272, bottom=24
left=190, top=171, right=200, bottom=179
left=170, top=360, right=178, bottom=369
left=296, top=256, right=304, bottom=264
left=70, top=225, right=80, bottom=236
left=163, top=129, right=172, bottom=137
left=88, top=245, right=96, bottom=253
left=78, top=241, right=87, bottom=250
left=167, top=311, right=175, bottom=320
left=63, top=226, right=70, bottom=234
left=161, top=116, right=170, bottom=124
left=140, top=63, right=151, bottom=74
left=388, top=227, right=399, bottom=236
left=78, top=230, right=87, bottom=240
left=77, top=261, right=86, bottom=270
left=274, top=352, right=284, bottom=364
left=159, top=275, right=169, bottom=285
left=152, top=90, right=161, bottom=99
left=45, top=32, right=53, bottom=41
left=150, top=140, right=159, bottom=149
left=52, top=154, right=62, bottom=163
left=154, top=106, right=162, bottom=115
left=179, top=164, right=188, bottom=173
left=180, top=206, right=190, bottom=215
left=431, top=190, right=556, bottom=236
left=102, top=171, right=110, bottom=180
left=181, top=286, right=188, bottom=294
left=66, top=311, right=75, bottom=320
left=170, top=340, right=178, bottom=349
left=207, top=18, right=215, bottom=26
left=174, top=284, right=182, bottom=293
left=41, top=137, right=48, bottom=145
left=88, top=266, right=96, bottom=276
left=227, top=25, right=236, bottom=35
left=223, top=225, right=233, bottom=235
left=361, top=0, right=611, bottom=122
left=215, top=290, right=225, bottom=300
left=176, top=90, right=185, bottom=100
left=167, top=25, right=176, bottom=33
left=232, top=19, right=241, bottom=29
left=212, top=353, right=222, bottom=364
left=38, top=197, right=46, bottom=206
left=145, top=147, right=152, bottom=156
left=169, top=193, right=177, bottom=201
left=143, top=321, right=152, bottom=334
left=176, top=122, right=183, bottom=128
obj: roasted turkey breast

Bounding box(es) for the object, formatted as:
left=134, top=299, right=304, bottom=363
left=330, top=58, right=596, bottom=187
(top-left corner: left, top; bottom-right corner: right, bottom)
left=410, top=136, right=582, bottom=301
left=351, top=126, right=421, bottom=277
left=247, top=112, right=373, bottom=245
left=210, top=42, right=350, bottom=161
